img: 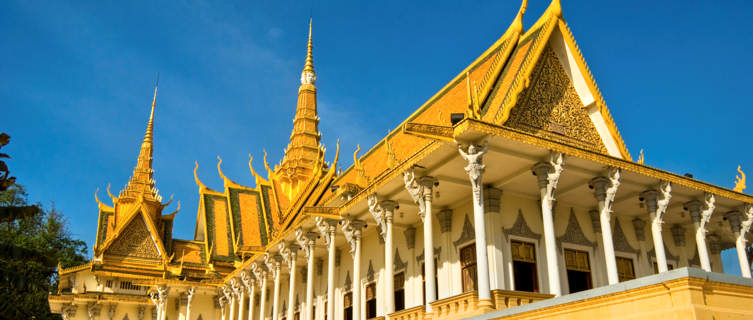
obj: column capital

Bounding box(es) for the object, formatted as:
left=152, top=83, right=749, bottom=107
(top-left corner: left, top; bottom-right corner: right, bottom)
left=484, top=187, right=502, bottom=213
left=341, top=217, right=365, bottom=256
left=532, top=152, right=565, bottom=192
left=279, top=242, right=300, bottom=269
left=404, top=226, right=417, bottom=249
left=640, top=181, right=672, bottom=220
left=670, top=224, right=686, bottom=247
left=368, top=194, right=396, bottom=236
left=632, top=218, right=646, bottom=241
left=264, top=252, right=282, bottom=278
left=315, top=216, right=338, bottom=245
left=727, top=210, right=743, bottom=232
left=436, top=209, right=453, bottom=233
left=295, top=227, right=318, bottom=258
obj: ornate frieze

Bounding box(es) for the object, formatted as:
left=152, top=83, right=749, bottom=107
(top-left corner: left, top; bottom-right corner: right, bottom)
left=394, top=249, right=407, bottom=271
left=453, top=214, right=475, bottom=248
left=503, top=209, right=541, bottom=240
left=612, top=218, right=638, bottom=254
left=366, top=261, right=375, bottom=282
left=557, top=209, right=596, bottom=249
left=105, top=216, right=160, bottom=259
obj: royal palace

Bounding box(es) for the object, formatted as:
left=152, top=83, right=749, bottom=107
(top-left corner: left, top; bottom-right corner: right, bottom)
left=49, top=1, right=753, bottom=319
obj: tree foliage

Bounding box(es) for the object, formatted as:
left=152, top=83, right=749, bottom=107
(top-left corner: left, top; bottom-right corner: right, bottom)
left=0, top=185, right=89, bottom=320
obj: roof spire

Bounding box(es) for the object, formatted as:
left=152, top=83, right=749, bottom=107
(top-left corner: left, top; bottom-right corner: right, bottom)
left=510, top=0, right=527, bottom=33
left=120, top=82, right=161, bottom=201
left=301, top=18, right=316, bottom=85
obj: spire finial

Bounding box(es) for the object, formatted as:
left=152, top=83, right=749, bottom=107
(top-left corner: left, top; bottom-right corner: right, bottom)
left=301, top=18, right=316, bottom=85
left=510, top=0, right=527, bottom=33
left=120, top=77, right=161, bottom=201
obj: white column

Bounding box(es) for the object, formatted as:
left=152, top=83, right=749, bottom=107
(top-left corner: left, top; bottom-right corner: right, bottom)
left=230, top=278, right=240, bottom=320
left=342, top=218, right=365, bottom=320
left=253, top=262, right=268, bottom=320
left=282, top=242, right=300, bottom=320
left=727, top=207, right=753, bottom=278
left=240, top=273, right=253, bottom=320
left=589, top=168, right=621, bottom=285
left=316, top=217, right=338, bottom=320
left=531, top=152, right=565, bottom=296
left=369, top=195, right=397, bottom=315
left=403, top=170, right=438, bottom=311
left=221, top=285, right=232, bottom=320
left=458, top=141, right=492, bottom=306
left=185, top=287, right=195, bottom=320
left=150, top=291, right=161, bottom=320
left=265, top=253, right=283, bottom=320
left=297, top=229, right=318, bottom=320
left=684, top=194, right=715, bottom=272
left=245, top=273, right=256, bottom=320
left=158, top=285, right=169, bottom=320
left=640, top=181, right=672, bottom=273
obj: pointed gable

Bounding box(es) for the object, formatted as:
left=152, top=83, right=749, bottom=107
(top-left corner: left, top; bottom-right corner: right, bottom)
left=104, top=214, right=161, bottom=259
left=481, top=1, right=631, bottom=159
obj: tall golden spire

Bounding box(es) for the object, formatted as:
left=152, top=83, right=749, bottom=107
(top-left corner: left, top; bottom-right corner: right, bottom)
left=277, top=19, right=324, bottom=197
left=300, top=18, right=316, bottom=85
left=120, top=86, right=161, bottom=201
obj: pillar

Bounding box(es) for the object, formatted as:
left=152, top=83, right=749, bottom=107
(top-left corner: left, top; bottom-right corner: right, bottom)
left=404, top=170, right=439, bottom=311
left=243, top=271, right=256, bottom=320
left=589, top=167, right=621, bottom=285
left=342, top=218, right=365, bottom=320
left=640, top=181, right=672, bottom=273
left=265, top=253, right=283, bottom=320
left=531, top=152, right=564, bottom=296
left=282, top=242, right=300, bottom=320
left=369, top=194, right=397, bottom=315
left=727, top=208, right=753, bottom=278
left=230, top=278, right=239, bottom=320
left=253, top=262, right=269, bottom=320
left=458, top=141, right=492, bottom=306
left=684, top=194, right=715, bottom=272
left=297, top=229, right=318, bottom=320
left=158, top=285, right=169, bottom=320
left=186, top=287, right=195, bottom=320
left=316, top=217, right=338, bottom=320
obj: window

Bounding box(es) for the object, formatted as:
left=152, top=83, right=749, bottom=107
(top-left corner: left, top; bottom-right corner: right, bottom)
left=394, top=272, right=405, bottom=311
left=460, top=244, right=478, bottom=293
left=511, top=240, right=538, bottom=292
left=616, top=257, right=635, bottom=281
left=119, top=281, right=145, bottom=291
left=343, top=292, right=352, bottom=320
left=420, top=259, right=438, bottom=302
left=564, top=248, right=592, bottom=293
left=365, top=283, right=377, bottom=319
left=105, top=279, right=113, bottom=288
left=653, top=262, right=675, bottom=274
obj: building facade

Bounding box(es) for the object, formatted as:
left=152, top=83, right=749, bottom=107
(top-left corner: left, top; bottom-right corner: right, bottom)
left=49, top=1, right=753, bottom=319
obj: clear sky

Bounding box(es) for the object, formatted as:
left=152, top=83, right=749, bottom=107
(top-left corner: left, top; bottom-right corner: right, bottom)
left=2, top=0, right=752, bottom=275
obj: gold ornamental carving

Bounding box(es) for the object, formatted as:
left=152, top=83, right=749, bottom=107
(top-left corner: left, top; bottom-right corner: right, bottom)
left=505, top=46, right=607, bottom=153
left=105, top=216, right=160, bottom=259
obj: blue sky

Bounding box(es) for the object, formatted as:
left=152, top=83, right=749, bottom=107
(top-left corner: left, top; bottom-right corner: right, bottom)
left=2, top=0, right=752, bottom=275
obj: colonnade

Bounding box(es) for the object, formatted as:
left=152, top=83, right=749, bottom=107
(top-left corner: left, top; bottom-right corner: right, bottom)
left=214, top=142, right=753, bottom=320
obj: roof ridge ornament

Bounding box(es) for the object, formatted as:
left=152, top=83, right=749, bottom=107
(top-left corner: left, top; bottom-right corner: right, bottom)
left=734, top=165, right=746, bottom=193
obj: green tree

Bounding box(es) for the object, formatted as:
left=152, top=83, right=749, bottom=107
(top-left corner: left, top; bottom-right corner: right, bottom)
left=0, top=184, right=89, bottom=320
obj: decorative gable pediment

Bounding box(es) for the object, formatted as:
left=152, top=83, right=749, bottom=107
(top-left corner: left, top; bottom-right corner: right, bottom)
left=504, top=45, right=607, bottom=154
left=105, top=214, right=161, bottom=259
